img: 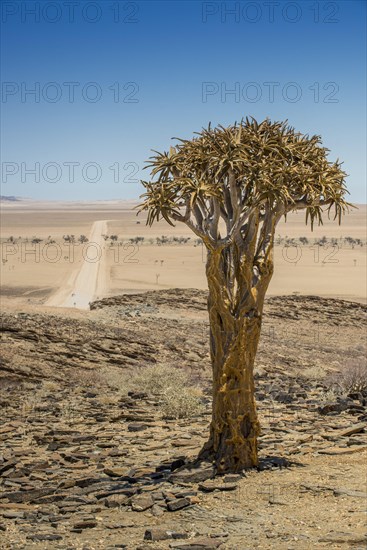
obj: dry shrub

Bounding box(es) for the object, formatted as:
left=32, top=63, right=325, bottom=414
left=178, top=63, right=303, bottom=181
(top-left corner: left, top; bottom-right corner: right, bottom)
left=132, top=364, right=204, bottom=419
left=41, top=380, right=59, bottom=393
left=132, top=364, right=188, bottom=395
left=326, top=359, right=367, bottom=395
left=70, top=369, right=108, bottom=391
left=318, top=388, right=340, bottom=402
left=97, top=394, right=120, bottom=405
left=99, top=366, right=133, bottom=395
left=160, top=386, right=204, bottom=419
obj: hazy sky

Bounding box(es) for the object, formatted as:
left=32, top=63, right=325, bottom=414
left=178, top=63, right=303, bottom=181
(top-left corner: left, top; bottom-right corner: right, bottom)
left=1, top=0, right=366, bottom=201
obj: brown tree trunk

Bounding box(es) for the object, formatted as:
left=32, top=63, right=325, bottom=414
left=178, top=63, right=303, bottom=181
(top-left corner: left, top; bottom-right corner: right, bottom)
left=200, top=248, right=265, bottom=473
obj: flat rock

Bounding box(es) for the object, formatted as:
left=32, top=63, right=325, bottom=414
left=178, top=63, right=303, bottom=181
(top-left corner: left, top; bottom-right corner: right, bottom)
left=318, top=533, right=367, bottom=544
left=169, top=537, right=224, bottom=549
left=169, top=466, right=214, bottom=485
left=26, top=534, right=63, bottom=541
left=104, top=467, right=130, bottom=478
left=0, top=488, right=56, bottom=503
left=128, top=423, right=149, bottom=432
left=333, top=487, right=366, bottom=498
left=0, top=460, right=16, bottom=475
left=73, top=520, right=98, bottom=529
left=105, top=494, right=129, bottom=508
left=322, top=423, right=366, bottom=440
left=167, top=497, right=191, bottom=511
left=131, top=494, right=154, bottom=512
left=144, top=528, right=189, bottom=541
left=198, top=481, right=238, bottom=492
left=318, top=445, right=367, bottom=455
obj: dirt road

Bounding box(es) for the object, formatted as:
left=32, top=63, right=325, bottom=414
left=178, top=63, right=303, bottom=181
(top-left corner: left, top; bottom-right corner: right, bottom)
left=46, top=220, right=108, bottom=309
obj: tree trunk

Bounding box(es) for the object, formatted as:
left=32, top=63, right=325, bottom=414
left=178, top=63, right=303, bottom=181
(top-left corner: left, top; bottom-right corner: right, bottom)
left=200, top=248, right=265, bottom=473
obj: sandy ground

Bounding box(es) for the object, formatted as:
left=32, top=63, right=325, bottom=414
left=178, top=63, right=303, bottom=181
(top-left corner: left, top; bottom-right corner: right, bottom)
left=1, top=200, right=366, bottom=307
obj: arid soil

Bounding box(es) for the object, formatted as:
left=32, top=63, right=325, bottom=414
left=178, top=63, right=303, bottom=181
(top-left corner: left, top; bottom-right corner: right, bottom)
left=1, top=290, right=366, bottom=549
left=1, top=202, right=366, bottom=305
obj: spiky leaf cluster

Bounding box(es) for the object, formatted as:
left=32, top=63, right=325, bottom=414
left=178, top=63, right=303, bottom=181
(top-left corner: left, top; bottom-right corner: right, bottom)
left=139, top=118, right=350, bottom=233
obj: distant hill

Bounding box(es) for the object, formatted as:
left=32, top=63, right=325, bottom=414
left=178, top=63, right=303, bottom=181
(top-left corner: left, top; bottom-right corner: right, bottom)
left=0, top=195, right=20, bottom=202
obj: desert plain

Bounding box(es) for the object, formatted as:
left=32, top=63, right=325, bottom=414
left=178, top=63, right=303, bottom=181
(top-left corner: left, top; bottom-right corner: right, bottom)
left=0, top=199, right=366, bottom=549
left=1, top=200, right=366, bottom=306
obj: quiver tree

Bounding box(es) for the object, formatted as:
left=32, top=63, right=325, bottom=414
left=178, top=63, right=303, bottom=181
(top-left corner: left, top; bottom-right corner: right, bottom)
left=138, top=118, right=350, bottom=473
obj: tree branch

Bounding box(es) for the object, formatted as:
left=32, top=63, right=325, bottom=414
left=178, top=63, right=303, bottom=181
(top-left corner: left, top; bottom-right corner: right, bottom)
left=289, top=198, right=333, bottom=211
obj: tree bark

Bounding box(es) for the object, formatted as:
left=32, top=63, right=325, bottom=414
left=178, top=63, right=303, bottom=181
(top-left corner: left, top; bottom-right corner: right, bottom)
left=200, top=247, right=266, bottom=473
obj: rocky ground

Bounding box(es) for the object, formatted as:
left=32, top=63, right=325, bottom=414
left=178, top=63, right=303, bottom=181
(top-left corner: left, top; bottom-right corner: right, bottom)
left=0, top=290, right=366, bottom=549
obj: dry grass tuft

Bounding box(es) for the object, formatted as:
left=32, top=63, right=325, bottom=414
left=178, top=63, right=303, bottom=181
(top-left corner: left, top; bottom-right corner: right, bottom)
left=131, top=364, right=205, bottom=419
left=302, top=365, right=326, bottom=380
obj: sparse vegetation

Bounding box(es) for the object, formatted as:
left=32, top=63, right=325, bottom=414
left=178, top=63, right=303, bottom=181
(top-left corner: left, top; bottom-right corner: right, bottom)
left=318, top=388, right=341, bottom=402
left=132, top=364, right=188, bottom=395
left=101, top=364, right=204, bottom=419
left=303, top=365, right=325, bottom=380
left=327, top=359, right=367, bottom=395
left=63, top=234, right=76, bottom=243
left=70, top=368, right=109, bottom=390
left=129, top=236, right=145, bottom=245
left=160, top=385, right=204, bottom=419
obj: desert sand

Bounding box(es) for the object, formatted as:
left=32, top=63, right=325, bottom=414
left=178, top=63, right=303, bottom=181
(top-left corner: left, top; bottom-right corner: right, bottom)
left=1, top=200, right=366, bottom=307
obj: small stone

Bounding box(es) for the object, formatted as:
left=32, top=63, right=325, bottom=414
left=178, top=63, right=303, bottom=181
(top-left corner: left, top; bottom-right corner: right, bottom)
left=167, top=497, right=191, bottom=511
left=75, top=477, right=102, bottom=488
left=198, top=481, right=238, bottom=493
left=318, top=533, right=367, bottom=544
left=144, top=528, right=189, bottom=541
left=268, top=496, right=287, bottom=505
left=318, top=445, right=367, bottom=455
left=223, top=474, right=242, bottom=483
left=105, top=494, right=129, bottom=508
left=0, top=488, right=56, bottom=503
left=169, top=537, right=224, bottom=549
left=128, top=423, right=148, bottom=432
left=104, top=467, right=129, bottom=478
left=73, top=520, right=97, bottom=529
left=325, top=423, right=366, bottom=439
left=318, top=399, right=353, bottom=415
left=26, top=534, right=63, bottom=541
left=274, top=391, right=293, bottom=404
left=2, top=511, right=24, bottom=519
left=144, top=528, right=172, bottom=541
left=0, top=460, right=16, bottom=475
left=333, top=488, right=366, bottom=498
left=169, top=465, right=214, bottom=485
